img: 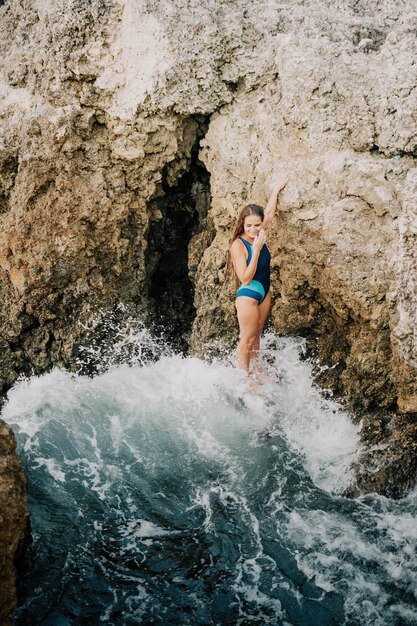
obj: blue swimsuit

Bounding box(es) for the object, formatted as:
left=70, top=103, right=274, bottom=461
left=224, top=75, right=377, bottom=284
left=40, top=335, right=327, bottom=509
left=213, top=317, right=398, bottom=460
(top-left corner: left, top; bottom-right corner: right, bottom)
left=236, top=237, right=271, bottom=303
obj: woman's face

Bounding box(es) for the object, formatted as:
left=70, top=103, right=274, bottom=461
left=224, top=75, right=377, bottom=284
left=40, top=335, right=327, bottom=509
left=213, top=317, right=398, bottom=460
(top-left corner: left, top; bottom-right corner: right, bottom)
left=243, top=214, right=263, bottom=239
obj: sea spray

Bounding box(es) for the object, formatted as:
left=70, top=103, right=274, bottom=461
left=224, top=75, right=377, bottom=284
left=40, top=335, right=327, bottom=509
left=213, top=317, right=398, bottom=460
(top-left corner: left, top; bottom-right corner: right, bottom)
left=3, top=330, right=417, bottom=625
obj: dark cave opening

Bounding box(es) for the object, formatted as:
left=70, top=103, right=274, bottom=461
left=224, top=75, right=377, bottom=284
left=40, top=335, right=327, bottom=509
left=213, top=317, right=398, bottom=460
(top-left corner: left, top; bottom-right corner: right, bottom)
left=145, top=117, right=211, bottom=353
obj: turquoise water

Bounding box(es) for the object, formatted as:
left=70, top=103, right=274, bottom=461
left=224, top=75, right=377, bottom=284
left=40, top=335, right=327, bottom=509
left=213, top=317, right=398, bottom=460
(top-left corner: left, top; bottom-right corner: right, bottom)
left=4, top=333, right=417, bottom=625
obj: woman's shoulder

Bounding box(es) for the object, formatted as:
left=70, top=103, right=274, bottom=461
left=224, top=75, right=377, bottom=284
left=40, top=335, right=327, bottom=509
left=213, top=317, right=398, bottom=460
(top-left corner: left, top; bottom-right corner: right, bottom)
left=230, top=237, right=248, bottom=258
left=231, top=237, right=244, bottom=250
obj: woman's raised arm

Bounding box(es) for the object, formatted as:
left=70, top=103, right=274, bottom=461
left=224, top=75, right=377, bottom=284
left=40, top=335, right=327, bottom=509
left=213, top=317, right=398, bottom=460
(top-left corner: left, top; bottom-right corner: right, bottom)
left=263, top=175, right=288, bottom=229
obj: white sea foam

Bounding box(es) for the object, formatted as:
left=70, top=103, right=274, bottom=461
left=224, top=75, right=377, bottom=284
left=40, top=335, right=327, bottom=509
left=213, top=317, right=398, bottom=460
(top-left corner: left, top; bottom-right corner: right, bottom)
left=3, top=331, right=416, bottom=625
left=253, top=334, right=360, bottom=493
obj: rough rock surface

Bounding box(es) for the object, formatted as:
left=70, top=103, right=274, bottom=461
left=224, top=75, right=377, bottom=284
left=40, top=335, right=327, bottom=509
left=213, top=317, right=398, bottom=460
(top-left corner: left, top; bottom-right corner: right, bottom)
left=0, top=2, right=416, bottom=578
left=0, top=419, right=27, bottom=626
left=188, top=0, right=417, bottom=495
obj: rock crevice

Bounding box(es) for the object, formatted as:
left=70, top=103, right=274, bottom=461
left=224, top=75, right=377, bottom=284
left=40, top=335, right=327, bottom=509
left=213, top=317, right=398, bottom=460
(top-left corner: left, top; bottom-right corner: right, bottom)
left=145, top=115, right=212, bottom=351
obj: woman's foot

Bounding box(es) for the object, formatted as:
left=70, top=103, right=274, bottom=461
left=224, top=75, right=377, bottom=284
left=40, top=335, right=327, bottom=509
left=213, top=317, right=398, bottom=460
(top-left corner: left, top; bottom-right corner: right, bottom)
left=247, top=376, right=261, bottom=394
left=250, top=364, right=273, bottom=384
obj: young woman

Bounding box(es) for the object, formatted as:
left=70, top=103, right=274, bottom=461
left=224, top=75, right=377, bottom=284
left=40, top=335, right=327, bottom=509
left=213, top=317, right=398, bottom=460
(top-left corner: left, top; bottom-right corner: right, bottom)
left=229, top=176, right=288, bottom=375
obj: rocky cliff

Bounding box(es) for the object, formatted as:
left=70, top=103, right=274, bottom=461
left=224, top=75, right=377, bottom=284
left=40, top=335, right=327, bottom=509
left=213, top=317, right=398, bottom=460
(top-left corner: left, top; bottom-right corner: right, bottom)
left=0, top=419, right=27, bottom=626
left=0, top=0, right=416, bottom=557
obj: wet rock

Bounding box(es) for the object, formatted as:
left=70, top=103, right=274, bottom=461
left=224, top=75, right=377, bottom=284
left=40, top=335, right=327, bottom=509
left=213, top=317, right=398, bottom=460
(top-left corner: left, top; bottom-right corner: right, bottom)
left=348, top=413, right=417, bottom=498
left=0, top=420, right=27, bottom=625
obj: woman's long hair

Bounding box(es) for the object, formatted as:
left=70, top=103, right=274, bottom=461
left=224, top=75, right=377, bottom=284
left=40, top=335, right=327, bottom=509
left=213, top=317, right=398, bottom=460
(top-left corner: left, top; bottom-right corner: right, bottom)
left=227, top=203, right=265, bottom=285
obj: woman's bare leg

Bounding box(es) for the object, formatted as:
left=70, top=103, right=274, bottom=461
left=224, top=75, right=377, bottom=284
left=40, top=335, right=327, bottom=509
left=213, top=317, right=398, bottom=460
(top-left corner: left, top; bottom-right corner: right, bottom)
left=250, top=292, right=271, bottom=372
left=235, top=296, right=260, bottom=371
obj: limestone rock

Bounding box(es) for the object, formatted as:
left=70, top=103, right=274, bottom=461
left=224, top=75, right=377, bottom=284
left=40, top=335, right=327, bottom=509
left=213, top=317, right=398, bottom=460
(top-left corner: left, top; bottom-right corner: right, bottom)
left=0, top=420, right=27, bottom=626
left=189, top=2, right=417, bottom=496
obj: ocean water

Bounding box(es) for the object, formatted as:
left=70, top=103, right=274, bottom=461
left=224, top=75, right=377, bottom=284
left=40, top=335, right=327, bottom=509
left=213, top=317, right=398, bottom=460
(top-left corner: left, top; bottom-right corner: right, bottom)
left=3, top=332, right=417, bottom=626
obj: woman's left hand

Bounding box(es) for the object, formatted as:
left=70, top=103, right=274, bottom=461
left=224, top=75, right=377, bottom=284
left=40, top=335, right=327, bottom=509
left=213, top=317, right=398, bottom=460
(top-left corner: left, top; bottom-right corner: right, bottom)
left=272, top=175, right=288, bottom=193
left=252, top=229, right=267, bottom=254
